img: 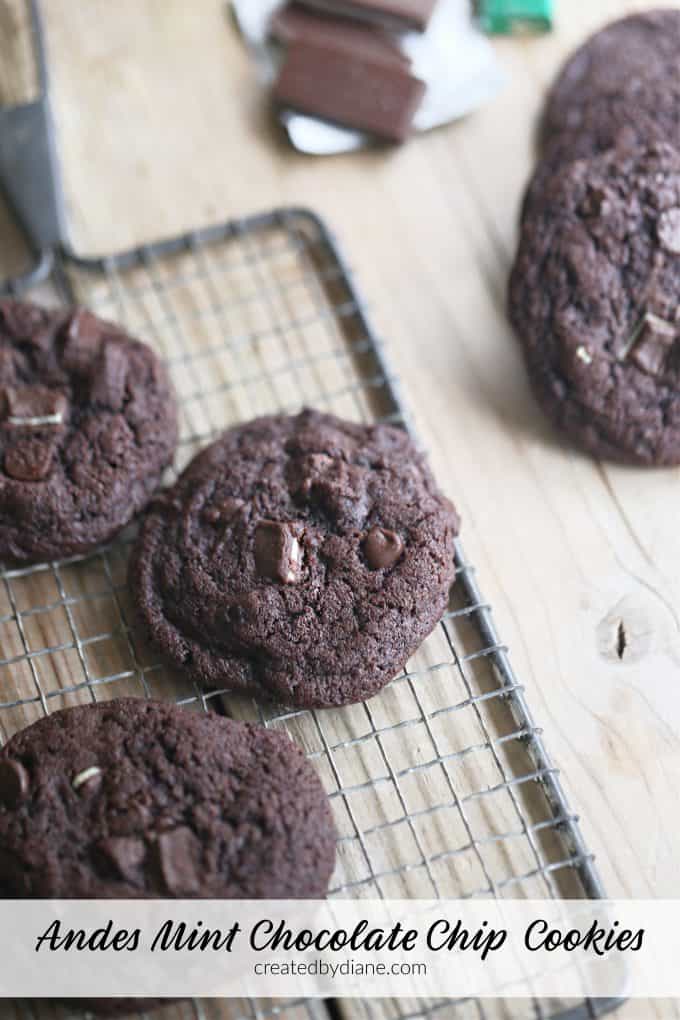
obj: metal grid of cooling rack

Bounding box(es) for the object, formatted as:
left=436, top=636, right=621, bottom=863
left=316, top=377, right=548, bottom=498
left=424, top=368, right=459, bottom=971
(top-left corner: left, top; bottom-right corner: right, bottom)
left=0, top=208, right=622, bottom=1020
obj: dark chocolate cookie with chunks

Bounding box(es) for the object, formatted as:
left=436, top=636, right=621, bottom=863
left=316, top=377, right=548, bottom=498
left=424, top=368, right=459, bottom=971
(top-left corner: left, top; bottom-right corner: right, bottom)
left=0, top=699, right=336, bottom=898
left=540, top=10, right=680, bottom=150
left=521, top=12, right=680, bottom=220
left=0, top=299, right=178, bottom=563
left=509, top=142, right=680, bottom=465
left=129, top=409, right=459, bottom=707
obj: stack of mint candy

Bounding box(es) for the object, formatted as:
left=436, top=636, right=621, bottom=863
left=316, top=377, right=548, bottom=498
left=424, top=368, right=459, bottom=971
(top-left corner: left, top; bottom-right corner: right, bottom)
left=232, top=0, right=508, bottom=154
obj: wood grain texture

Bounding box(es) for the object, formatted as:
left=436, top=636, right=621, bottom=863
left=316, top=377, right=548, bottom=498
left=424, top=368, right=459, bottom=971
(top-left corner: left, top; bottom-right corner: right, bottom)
left=1, top=0, right=679, bottom=1017
left=0, top=0, right=39, bottom=106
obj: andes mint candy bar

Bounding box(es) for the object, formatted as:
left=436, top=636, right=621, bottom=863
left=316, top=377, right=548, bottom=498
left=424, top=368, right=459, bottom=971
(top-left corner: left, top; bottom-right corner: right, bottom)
left=152, top=827, right=201, bottom=895
left=254, top=520, right=303, bottom=584
left=72, top=765, right=103, bottom=793
left=298, top=0, right=437, bottom=33
left=270, top=3, right=411, bottom=67
left=62, top=309, right=103, bottom=374
left=3, top=385, right=68, bottom=428
left=476, top=0, right=552, bottom=35
left=91, top=341, right=129, bottom=411
left=273, top=37, right=426, bottom=142
left=629, top=313, right=677, bottom=378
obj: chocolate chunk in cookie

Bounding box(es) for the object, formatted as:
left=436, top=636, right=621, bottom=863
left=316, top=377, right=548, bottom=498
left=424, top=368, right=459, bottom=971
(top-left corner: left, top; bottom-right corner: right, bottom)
left=254, top=520, right=304, bottom=584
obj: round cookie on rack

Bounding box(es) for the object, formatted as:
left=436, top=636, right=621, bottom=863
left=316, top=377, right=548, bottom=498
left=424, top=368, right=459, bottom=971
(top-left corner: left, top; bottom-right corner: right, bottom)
left=129, top=408, right=460, bottom=708
left=0, top=298, right=178, bottom=563
left=509, top=141, right=680, bottom=465
left=540, top=10, right=680, bottom=149
left=0, top=698, right=336, bottom=898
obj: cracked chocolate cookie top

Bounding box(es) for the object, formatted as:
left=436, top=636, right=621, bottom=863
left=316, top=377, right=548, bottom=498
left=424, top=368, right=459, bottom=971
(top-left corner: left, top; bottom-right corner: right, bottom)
left=0, top=699, right=336, bottom=898
left=509, top=142, right=680, bottom=465
left=129, top=409, right=459, bottom=708
left=0, top=299, right=178, bottom=563
left=540, top=10, right=680, bottom=149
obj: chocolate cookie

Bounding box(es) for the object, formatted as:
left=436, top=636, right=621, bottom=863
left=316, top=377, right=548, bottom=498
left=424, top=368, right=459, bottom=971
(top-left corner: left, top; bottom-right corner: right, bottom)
left=521, top=12, right=680, bottom=220
left=129, top=409, right=459, bottom=708
left=0, top=698, right=336, bottom=898
left=0, top=299, right=178, bottom=563
left=541, top=11, right=680, bottom=149
left=509, top=142, right=680, bottom=465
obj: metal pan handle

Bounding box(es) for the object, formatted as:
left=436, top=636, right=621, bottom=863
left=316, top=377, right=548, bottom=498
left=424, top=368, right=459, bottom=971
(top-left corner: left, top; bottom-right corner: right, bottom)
left=0, top=0, right=67, bottom=264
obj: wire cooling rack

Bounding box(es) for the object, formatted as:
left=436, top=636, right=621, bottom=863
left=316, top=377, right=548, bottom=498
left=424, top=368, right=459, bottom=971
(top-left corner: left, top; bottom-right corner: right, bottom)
left=0, top=208, right=623, bottom=1020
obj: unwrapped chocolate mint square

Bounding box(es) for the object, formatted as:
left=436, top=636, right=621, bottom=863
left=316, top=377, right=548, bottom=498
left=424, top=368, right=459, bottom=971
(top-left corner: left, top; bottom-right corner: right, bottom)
left=270, top=3, right=411, bottom=67
left=273, top=37, right=426, bottom=141
left=629, top=314, right=677, bottom=378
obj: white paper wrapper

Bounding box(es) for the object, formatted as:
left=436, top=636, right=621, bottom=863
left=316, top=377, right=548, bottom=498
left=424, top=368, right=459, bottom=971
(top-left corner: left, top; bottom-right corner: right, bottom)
left=230, top=0, right=506, bottom=154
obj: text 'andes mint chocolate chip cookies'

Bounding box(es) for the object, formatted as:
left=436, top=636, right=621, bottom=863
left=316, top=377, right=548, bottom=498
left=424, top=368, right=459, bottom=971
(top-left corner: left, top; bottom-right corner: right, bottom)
left=508, top=143, right=680, bottom=466
left=0, top=299, right=178, bottom=563
left=129, top=409, right=460, bottom=708
left=0, top=699, right=336, bottom=899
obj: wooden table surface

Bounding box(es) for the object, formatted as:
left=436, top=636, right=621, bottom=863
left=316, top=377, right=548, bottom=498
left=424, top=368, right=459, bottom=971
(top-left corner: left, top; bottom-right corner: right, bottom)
left=4, top=0, right=680, bottom=1017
